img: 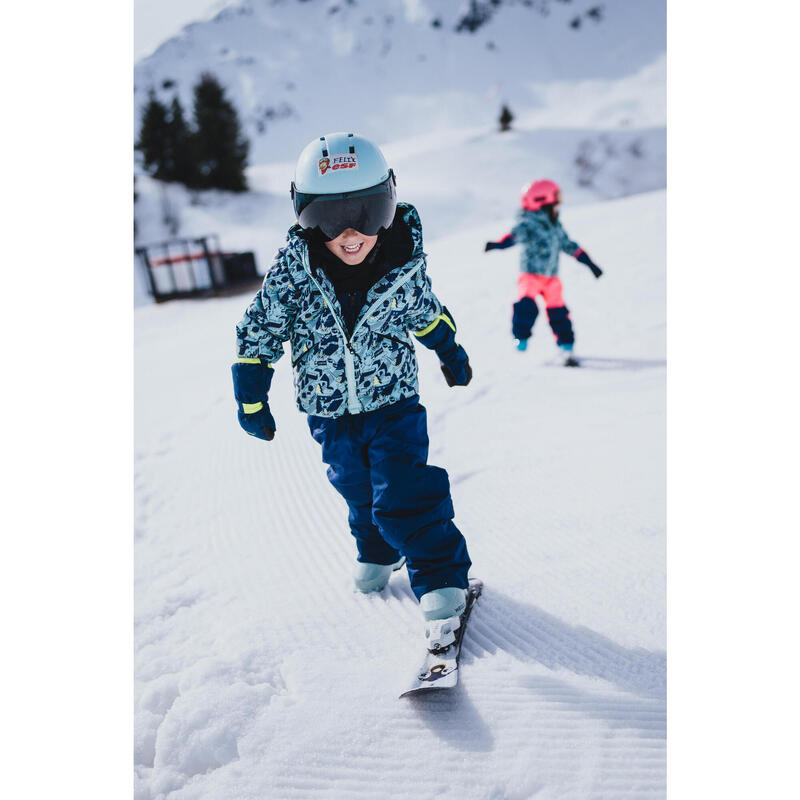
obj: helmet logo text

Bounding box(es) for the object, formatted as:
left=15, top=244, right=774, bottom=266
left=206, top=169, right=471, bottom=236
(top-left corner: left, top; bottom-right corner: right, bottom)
left=318, top=153, right=359, bottom=176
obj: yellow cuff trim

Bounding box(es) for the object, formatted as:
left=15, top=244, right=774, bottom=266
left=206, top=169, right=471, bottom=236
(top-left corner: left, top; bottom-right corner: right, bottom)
left=242, top=402, right=264, bottom=414
left=236, top=358, right=274, bottom=368
left=413, top=313, right=456, bottom=338
left=440, top=312, right=456, bottom=333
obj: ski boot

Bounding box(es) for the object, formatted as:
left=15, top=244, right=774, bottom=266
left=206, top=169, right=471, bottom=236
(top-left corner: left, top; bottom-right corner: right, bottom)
left=515, top=338, right=528, bottom=352
left=559, top=344, right=580, bottom=367
left=400, top=582, right=482, bottom=697
left=353, top=556, right=406, bottom=593
left=420, top=587, right=467, bottom=619
left=420, top=587, right=468, bottom=651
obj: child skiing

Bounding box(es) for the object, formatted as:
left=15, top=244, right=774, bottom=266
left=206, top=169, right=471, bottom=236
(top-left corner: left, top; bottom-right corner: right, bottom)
left=232, top=132, right=473, bottom=636
left=484, top=179, right=603, bottom=366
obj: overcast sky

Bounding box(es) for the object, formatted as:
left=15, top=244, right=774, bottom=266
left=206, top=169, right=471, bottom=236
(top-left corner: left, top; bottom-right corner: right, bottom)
left=135, top=0, right=235, bottom=61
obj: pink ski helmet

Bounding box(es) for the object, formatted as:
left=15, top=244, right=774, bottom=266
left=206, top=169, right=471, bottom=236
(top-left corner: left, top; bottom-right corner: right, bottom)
left=521, top=179, right=561, bottom=211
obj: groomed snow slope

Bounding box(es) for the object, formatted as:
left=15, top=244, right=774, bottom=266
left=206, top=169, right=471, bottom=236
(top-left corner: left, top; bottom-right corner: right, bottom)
left=135, top=185, right=665, bottom=799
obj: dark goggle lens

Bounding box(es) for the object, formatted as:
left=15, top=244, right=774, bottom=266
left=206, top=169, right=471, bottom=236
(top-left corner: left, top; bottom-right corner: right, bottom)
left=292, top=172, right=397, bottom=239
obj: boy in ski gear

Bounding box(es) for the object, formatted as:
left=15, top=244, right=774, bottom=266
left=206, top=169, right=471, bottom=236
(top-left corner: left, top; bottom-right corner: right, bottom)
left=233, top=133, right=472, bottom=624
left=485, top=179, right=602, bottom=365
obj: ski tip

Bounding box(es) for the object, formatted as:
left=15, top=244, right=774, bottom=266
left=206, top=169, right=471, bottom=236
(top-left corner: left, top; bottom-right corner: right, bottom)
left=399, top=683, right=456, bottom=698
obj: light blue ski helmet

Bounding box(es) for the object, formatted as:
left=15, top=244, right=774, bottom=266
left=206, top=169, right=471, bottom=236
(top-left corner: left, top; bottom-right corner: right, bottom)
left=291, top=132, right=397, bottom=239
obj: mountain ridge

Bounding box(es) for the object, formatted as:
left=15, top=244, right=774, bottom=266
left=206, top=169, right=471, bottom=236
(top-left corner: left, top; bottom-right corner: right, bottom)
left=134, top=0, right=666, bottom=163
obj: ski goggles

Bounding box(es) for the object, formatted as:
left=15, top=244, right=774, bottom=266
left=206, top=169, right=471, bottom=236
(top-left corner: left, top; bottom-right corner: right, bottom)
left=291, top=171, right=397, bottom=240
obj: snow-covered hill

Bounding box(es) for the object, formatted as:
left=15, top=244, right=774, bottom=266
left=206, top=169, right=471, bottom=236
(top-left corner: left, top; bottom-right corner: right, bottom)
left=134, top=107, right=665, bottom=304
left=135, top=169, right=665, bottom=796
left=133, top=0, right=665, bottom=307
left=134, top=0, right=666, bottom=162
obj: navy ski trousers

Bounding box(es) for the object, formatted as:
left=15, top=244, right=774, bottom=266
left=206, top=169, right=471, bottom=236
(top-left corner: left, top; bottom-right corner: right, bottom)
left=308, top=396, right=471, bottom=600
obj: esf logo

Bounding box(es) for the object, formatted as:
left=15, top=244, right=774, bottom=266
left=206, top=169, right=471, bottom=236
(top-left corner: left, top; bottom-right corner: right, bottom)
left=318, top=154, right=359, bottom=175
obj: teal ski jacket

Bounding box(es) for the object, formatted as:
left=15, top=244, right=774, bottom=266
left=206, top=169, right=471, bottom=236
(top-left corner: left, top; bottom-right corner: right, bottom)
left=234, top=203, right=458, bottom=419
left=494, top=209, right=582, bottom=276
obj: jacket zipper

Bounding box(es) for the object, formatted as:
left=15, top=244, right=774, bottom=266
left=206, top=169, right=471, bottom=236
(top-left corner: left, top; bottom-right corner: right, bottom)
left=291, top=344, right=313, bottom=368
left=350, top=261, right=423, bottom=340
left=301, top=251, right=424, bottom=415
left=374, top=331, right=414, bottom=354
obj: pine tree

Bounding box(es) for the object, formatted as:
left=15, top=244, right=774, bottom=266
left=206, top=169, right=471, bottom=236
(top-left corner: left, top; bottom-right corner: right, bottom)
left=192, top=73, right=250, bottom=192
left=136, top=91, right=171, bottom=180
left=164, top=97, right=199, bottom=187
left=499, top=104, right=514, bottom=132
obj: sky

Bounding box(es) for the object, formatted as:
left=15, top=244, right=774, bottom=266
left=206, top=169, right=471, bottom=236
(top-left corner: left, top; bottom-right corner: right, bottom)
left=135, top=0, right=236, bottom=61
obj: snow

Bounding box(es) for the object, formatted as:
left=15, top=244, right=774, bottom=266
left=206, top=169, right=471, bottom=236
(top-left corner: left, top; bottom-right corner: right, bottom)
left=134, top=119, right=665, bottom=305
left=135, top=183, right=665, bottom=797
left=134, top=1, right=666, bottom=301
left=133, top=0, right=666, bottom=162
left=134, top=2, right=665, bottom=796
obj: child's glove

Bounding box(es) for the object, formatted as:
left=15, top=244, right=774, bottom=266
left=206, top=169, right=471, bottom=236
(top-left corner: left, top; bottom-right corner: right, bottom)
left=575, top=250, right=603, bottom=278
left=484, top=234, right=515, bottom=252
left=232, top=358, right=277, bottom=441
left=237, top=404, right=276, bottom=441
left=440, top=349, right=473, bottom=387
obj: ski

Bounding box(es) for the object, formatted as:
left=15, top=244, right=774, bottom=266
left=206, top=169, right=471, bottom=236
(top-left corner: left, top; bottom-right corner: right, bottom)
left=399, top=579, right=483, bottom=698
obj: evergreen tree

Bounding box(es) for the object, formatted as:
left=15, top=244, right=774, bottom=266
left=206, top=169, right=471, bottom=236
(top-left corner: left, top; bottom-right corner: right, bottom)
left=192, top=73, right=250, bottom=192
left=136, top=91, right=171, bottom=180
left=499, top=104, right=514, bottom=132
left=163, top=97, right=199, bottom=187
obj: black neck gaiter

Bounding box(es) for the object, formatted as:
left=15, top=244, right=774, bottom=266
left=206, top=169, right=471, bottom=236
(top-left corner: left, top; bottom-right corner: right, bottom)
left=305, top=213, right=415, bottom=334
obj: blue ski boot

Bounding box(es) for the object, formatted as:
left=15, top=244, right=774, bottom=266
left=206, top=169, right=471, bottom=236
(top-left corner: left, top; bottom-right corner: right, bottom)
left=353, top=557, right=406, bottom=593
left=559, top=344, right=580, bottom=367
left=419, top=588, right=469, bottom=656
left=515, top=338, right=528, bottom=352
left=419, top=587, right=467, bottom=621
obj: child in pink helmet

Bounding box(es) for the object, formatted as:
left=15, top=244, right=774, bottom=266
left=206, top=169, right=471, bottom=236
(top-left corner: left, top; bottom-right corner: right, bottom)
left=485, top=180, right=603, bottom=366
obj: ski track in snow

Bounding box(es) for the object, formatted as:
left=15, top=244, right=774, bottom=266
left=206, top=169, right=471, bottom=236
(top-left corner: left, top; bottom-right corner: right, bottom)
left=135, top=191, right=665, bottom=799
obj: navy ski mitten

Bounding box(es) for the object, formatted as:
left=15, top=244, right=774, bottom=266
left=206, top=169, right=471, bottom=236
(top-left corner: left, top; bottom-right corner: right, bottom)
left=575, top=249, right=603, bottom=278
left=413, top=306, right=473, bottom=387
left=232, top=358, right=277, bottom=441
left=440, top=354, right=472, bottom=387
left=484, top=234, right=515, bottom=252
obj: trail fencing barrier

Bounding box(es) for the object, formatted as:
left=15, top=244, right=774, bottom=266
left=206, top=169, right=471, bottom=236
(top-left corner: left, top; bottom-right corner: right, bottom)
left=135, top=235, right=260, bottom=302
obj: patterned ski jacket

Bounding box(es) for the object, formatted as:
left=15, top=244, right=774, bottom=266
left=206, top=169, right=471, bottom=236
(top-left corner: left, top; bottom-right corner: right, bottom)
left=235, top=203, right=449, bottom=419
left=495, top=209, right=581, bottom=277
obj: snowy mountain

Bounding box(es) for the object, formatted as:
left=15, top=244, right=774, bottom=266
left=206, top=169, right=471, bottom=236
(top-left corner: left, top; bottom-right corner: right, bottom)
left=133, top=0, right=665, bottom=305
left=134, top=0, right=666, bottom=162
